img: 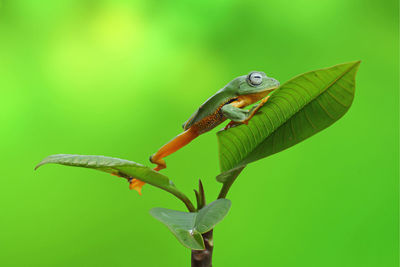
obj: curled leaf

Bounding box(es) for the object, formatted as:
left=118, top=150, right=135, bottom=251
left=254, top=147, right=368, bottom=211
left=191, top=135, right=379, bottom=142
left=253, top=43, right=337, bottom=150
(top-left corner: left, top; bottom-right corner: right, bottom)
left=35, top=154, right=173, bottom=191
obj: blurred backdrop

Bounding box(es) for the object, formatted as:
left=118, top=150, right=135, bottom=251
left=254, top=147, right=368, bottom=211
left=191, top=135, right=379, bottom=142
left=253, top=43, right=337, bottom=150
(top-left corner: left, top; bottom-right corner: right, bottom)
left=0, top=0, right=398, bottom=266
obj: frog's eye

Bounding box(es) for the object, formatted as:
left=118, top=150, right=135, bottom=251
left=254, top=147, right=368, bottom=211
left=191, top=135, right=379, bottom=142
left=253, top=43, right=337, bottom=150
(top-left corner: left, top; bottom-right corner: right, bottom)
left=248, top=72, right=263, bottom=86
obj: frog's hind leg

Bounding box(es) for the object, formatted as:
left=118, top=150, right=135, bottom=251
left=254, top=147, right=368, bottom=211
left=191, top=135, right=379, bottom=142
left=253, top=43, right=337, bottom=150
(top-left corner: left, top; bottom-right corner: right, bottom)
left=127, top=127, right=199, bottom=195
left=150, top=127, right=199, bottom=171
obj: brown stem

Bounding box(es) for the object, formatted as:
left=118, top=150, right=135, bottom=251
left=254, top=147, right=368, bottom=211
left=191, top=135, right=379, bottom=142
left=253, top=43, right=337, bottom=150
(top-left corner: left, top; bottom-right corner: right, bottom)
left=191, top=230, right=213, bottom=267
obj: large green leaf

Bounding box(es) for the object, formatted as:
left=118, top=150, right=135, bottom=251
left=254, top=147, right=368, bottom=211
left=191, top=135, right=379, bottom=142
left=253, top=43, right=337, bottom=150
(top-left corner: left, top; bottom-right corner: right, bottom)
left=217, top=61, right=360, bottom=172
left=150, top=199, right=231, bottom=250
left=35, top=154, right=173, bottom=191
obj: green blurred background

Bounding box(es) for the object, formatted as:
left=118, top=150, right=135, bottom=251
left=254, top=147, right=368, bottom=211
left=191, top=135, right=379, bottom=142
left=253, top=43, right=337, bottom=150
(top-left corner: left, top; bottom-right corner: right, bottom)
left=0, top=0, right=398, bottom=266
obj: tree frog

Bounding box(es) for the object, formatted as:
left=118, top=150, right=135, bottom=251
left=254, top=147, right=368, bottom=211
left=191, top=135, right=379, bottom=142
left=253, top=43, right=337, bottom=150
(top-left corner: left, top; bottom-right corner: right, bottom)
left=129, top=71, right=280, bottom=193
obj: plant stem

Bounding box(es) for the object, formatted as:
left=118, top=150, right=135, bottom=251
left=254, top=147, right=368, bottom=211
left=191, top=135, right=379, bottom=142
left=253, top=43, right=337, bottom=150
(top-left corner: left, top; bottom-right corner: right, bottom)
left=217, top=182, right=233, bottom=199
left=117, top=172, right=196, bottom=212
left=167, top=186, right=196, bottom=212
left=191, top=230, right=213, bottom=267
left=217, top=167, right=245, bottom=199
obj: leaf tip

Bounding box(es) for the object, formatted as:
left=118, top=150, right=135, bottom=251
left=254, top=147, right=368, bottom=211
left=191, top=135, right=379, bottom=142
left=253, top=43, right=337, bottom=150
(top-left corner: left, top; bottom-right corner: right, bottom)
left=344, top=60, right=361, bottom=72
left=149, top=207, right=161, bottom=218
left=220, top=198, right=232, bottom=207
left=34, top=160, right=46, bottom=171
left=352, top=60, right=362, bottom=68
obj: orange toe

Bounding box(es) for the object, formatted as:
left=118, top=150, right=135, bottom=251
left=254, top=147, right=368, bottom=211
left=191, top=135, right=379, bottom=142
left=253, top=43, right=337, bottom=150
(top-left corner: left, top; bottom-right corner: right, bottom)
left=129, top=178, right=145, bottom=195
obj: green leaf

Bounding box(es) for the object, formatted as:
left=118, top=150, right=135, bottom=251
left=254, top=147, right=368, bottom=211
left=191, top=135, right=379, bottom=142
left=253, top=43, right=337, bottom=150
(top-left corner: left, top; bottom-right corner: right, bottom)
left=194, top=198, right=231, bottom=233
left=150, top=199, right=231, bottom=250
left=217, top=61, right=360, bottom=172
left=35, top=154, right=196, bottom=211
left=150, top=208, right=205, bottom=250
left=35, top=154, right=173, bottom=190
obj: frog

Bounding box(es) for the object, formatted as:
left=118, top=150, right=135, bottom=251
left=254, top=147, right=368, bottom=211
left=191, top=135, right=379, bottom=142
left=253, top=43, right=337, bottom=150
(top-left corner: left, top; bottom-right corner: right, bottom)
left=129, top=71, right=280, bottom=194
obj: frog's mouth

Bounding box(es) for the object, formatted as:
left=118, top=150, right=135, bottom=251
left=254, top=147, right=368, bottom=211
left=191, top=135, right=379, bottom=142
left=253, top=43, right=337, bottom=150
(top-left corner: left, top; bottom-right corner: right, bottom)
left=245, top=87, right=277, bottom=103
left=266, top=85, right=280, bottom=94
left=270, top=78, right=280, bottom=88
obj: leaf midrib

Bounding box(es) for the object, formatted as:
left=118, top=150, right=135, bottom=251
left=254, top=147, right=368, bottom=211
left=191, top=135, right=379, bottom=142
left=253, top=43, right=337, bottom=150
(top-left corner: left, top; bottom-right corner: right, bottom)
left=269, top=62, right=358, bottom=121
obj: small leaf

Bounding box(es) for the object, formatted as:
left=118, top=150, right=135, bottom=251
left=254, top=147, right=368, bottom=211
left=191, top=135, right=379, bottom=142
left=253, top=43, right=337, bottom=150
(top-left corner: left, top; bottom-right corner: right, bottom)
left=150, top=199, right=231, bottom=250
left=194, top=199, right=231, bottom=233
left=217, top=61, right=360, bottom=172
left=197, top=179, right=206, bottom=209
left=35, top=154, right=174, bottom=191
left=150, top=208, right=205, bottom=250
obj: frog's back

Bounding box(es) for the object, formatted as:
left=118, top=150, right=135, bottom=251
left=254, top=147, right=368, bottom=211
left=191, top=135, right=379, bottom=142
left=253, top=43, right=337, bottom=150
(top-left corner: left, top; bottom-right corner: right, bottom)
left=182, top=84, right=238, bottom=132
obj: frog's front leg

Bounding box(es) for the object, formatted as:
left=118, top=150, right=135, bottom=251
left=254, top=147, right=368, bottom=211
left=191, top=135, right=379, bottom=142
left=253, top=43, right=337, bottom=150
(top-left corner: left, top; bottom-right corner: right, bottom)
left=241, top=95, right=271, bottom=124
left=222, top=95, right=270, bottom=126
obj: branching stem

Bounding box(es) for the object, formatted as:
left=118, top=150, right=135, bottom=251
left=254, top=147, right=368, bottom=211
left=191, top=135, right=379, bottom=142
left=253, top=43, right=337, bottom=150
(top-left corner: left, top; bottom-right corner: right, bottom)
left=166, top=186, right=196, bottom=212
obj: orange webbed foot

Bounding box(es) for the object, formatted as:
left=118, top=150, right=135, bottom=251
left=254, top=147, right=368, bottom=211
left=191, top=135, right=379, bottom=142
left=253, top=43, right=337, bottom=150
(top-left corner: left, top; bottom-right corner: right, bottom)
left=129, top=178, right=145, bottom=195
left=110, top=173, right=145, bottom=195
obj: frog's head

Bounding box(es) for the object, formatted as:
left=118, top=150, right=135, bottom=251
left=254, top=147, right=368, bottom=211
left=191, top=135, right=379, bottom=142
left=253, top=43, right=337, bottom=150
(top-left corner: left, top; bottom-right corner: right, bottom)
left=235, top=71, right=280, bottom=96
